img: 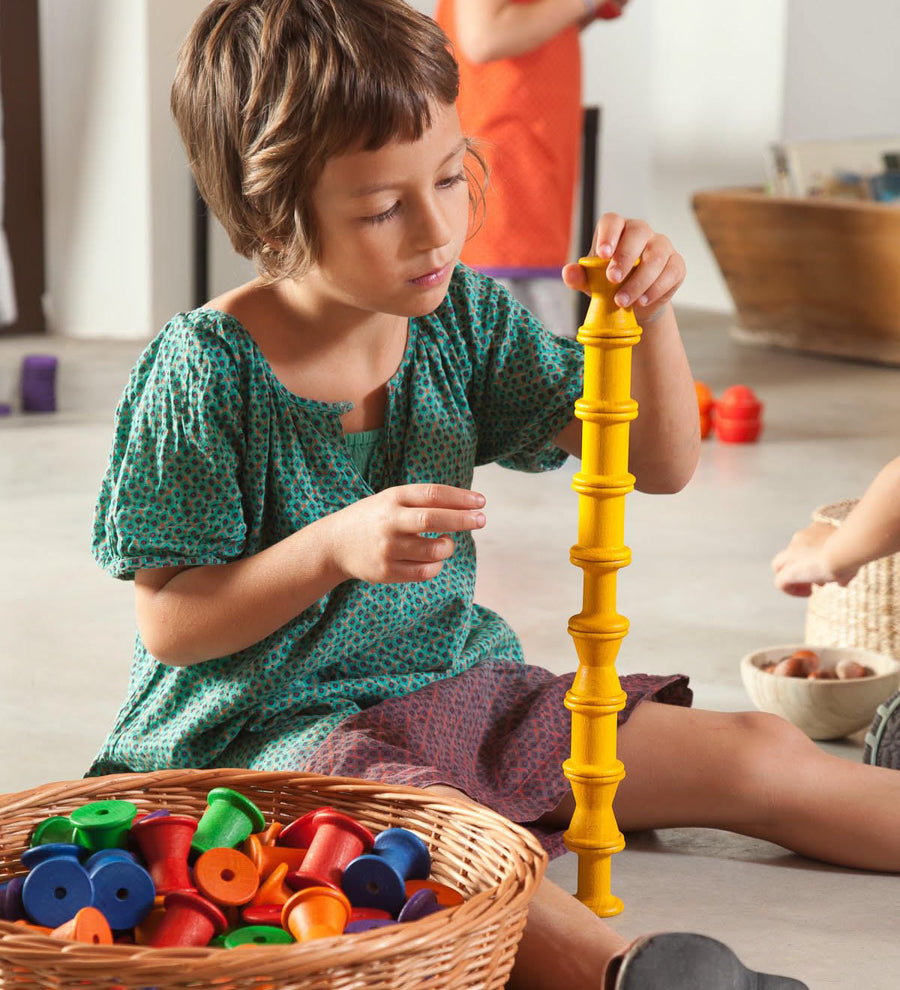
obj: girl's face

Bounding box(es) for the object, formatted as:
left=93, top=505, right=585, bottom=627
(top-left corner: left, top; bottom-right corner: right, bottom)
left=306, top=101, right=471, bottom=319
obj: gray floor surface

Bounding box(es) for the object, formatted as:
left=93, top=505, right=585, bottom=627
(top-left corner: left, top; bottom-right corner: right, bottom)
left=1, top=308, right=898, bottom=987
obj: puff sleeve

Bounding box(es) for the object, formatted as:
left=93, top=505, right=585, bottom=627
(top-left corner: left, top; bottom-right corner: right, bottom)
left=441, top=267, right=584, bottom=472
left=92, top=315, right=248, bottom=579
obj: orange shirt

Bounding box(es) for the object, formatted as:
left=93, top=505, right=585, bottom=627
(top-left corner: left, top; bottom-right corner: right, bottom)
left=436, top=0, right=582, bottom=276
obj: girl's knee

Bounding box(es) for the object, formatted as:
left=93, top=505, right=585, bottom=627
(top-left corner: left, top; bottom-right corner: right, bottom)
left=726, top=710, right=820, bottom=812
left=734, top=710, right=815, bottom=760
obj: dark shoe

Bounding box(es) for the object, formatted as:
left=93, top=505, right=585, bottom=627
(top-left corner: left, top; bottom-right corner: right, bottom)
left=606, top=933, right=808, bottom=989
left=864, top=689, right=900, bottom=767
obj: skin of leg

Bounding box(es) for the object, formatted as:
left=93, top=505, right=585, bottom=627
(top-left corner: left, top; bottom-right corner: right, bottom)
left=424, top=784, right=628, bottom=990
left=548, top=701, right=900, bottom=872
left=427, top=701, right=900, bottom=987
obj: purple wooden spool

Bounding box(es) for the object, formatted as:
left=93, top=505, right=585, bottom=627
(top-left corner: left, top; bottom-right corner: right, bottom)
left=0, top=877, right=25, bottom=921
left=21, top=354, right=58, bottom=413
left=344, top=917, right=397, bottom=933
left=397, top=888, right=444, bottom=923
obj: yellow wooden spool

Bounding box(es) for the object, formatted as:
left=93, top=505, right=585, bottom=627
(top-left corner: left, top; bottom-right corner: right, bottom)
left=562, top=256, right=641, bottom=917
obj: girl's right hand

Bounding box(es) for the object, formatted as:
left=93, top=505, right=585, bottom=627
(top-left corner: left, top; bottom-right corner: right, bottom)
left=325, top=484, right=486, bottom=584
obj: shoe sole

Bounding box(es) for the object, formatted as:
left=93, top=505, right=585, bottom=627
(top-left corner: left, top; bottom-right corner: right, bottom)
left=615, top=933, right=808, bottom=989
left=864, top=689, right=900, bottom=768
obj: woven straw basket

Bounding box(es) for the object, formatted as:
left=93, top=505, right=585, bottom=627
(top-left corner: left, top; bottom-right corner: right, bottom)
left=805, top=499, right=900, bottom=658
left=0, top=768, right=547, bottom=989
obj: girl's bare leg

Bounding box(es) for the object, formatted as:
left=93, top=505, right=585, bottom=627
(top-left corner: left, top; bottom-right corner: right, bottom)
left=608, top=702, right=900, bottom=871
left=427, top=700, right=897, bottom=988
left=539, top=703, right=900, bottom=870
left=425, top=784, right=628, bottom=989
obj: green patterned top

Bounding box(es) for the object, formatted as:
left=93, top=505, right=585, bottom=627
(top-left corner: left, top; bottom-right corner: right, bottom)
left=343, top=427, right=384, bottom=479
left=88, top=265, right=583, bottom=775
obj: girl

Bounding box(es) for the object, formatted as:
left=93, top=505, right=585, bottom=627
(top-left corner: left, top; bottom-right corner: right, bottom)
left=90, top=1, right=898, bottom=986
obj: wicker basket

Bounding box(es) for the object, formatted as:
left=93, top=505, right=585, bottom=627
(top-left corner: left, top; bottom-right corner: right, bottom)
left=0, top=768, right=547, bottom=989
left=693, top=187, right=900, bottom=366
left=805, top=499, right=900, bottom=658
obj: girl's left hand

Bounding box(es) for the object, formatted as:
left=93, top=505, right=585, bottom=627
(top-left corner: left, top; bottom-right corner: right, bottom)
left=562, top=213, right=686, bottom=324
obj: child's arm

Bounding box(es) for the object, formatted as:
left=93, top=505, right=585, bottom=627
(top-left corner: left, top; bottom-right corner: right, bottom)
left=451, top=0, right=622, bottom=64
left=134, top=484, right=486, bottom=666
left=772, top=455, right=900, bottom=596
left=555, top=214, right=700, bottom=494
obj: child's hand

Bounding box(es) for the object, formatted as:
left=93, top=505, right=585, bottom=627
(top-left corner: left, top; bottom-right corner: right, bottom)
left=771, top=521, right=856, bottom=596
left=326, top=484, right=486, bottom=584
left=562, top=213, right=686, bottom=324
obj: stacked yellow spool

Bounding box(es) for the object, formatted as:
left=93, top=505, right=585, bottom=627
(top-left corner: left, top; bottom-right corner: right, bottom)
left=563, top=257, right=641, bottom=917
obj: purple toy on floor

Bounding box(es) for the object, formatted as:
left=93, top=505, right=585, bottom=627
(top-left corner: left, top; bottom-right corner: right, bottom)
left=21, top=354, right=58, bottom=412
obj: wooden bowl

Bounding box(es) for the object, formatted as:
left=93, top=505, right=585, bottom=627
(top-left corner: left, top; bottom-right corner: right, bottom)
left=740, top=644, right=900, bottom=740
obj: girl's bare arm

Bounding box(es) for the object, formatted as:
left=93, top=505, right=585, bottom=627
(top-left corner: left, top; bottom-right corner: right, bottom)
left=135, top=484, right=486, bottom=666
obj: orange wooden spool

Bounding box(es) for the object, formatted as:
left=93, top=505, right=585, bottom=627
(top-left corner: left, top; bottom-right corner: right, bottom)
left=243, top=834, right=307, bottom=879
left=281, top=886, right=351, bottom=942
left=251, top=861, right=293, bottom=906
left=404, top=878, right=464, bottom=907
left=193, top=847, right=259, bottom=907
left=50, top=906, right=113, bottom=945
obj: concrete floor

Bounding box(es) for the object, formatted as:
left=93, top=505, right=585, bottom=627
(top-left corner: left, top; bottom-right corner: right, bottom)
left=1, top=309, right=899, bottom=987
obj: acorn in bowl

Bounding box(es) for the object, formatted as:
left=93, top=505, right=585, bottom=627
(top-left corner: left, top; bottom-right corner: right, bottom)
left=740, top=644, right=900, bottom=740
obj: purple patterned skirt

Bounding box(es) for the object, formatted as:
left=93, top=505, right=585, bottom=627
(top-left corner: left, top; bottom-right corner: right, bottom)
left=300, top=660, right=691, bottom=857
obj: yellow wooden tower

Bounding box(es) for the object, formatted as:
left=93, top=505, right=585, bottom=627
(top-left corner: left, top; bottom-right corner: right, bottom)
left=563, top=256, right=642, bottom=917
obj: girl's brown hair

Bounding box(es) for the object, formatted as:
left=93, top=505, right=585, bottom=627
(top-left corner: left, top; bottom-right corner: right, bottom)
left=172, top=0, right=486, bottom=281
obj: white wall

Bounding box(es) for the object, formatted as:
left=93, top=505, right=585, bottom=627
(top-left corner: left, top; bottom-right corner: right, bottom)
left=40, top=0, right=152, bottom=338
left=146, top=0, right=208, bottom=331
left=40, top=0, right=206, bottom=339
left=36, top=0, right=900, bottom=337
left=782, top=0, right=900, bottom=142
left=645, top=1, right=789, bottom=310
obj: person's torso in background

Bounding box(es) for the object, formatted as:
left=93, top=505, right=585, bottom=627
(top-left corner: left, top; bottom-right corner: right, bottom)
left=436, top=0, right=582, bottom=275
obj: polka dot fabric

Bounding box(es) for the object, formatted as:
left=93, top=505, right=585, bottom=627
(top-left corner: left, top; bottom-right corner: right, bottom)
left=300, top=660, right=692, bottom=857
left=89, top=265, right=589, bottom=776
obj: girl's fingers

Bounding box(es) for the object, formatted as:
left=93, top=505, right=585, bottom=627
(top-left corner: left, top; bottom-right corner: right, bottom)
left=395, top=534, right=456, bottom=563
left=567, top=216, right=685, bottom=312
left=397, top=505, right=486, bottom=537
left=389, top=485, right=486, bottom=536
left=616, top=255, right=684, bottom=309
left=390, top=560, right=446, bottom=583
left=396, top=483, right=486, bottom=511
left=561, top=262, right=589, bottom=294
left=605, top=222, right=655, bottom=282
left=612, top=253, right=665, bottom=307
left=591, top=213, right=626, bottom=259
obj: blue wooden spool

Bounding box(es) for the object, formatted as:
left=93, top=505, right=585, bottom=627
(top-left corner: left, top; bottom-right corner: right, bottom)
left=341, top=828, right=431, bottom=915
left=21, top=843, right=93, bottom=928
left=85, top=849, right=156, bottom=931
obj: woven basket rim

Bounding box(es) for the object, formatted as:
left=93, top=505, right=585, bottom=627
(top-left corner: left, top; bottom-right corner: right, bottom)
left=811, top=498, right=859, bottom=526
left=0, top=768, right=548, bottom=981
